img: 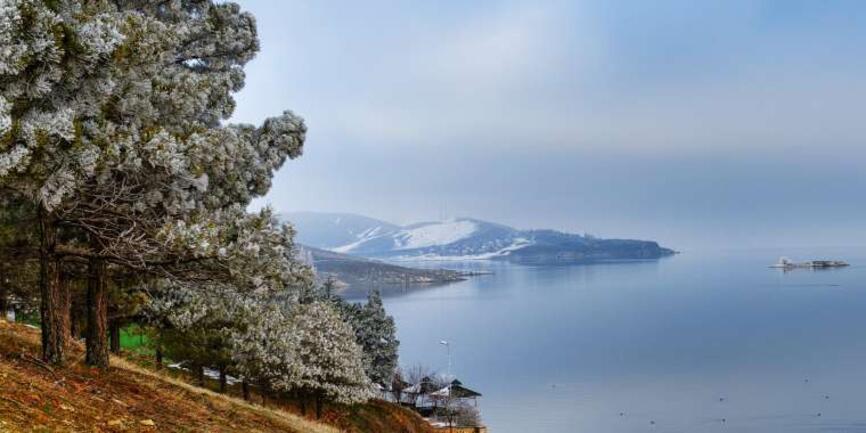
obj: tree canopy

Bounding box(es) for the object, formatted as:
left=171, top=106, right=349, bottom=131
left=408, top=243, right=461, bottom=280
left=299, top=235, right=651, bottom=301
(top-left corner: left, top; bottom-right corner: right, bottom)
left=0, top=0, right=401, bottom=414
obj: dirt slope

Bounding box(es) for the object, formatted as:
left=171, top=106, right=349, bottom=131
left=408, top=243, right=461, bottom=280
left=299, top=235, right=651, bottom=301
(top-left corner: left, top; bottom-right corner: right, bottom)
left=0, top=319, right=433, bottom=433
left=0, top=319, right=422, bottom=433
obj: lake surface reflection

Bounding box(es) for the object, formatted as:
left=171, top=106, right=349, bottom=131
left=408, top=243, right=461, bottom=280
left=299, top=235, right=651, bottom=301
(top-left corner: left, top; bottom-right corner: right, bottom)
left=348, top=247, right=866, bottom=433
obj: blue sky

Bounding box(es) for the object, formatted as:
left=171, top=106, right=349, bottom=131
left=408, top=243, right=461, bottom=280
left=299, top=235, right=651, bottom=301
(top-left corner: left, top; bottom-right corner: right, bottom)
left=234, top=0, right=866, bottom=250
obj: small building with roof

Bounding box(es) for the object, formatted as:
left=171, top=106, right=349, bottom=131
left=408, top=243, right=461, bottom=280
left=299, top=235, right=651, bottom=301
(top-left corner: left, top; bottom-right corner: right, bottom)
left=429, top=379, right=482, bottom=406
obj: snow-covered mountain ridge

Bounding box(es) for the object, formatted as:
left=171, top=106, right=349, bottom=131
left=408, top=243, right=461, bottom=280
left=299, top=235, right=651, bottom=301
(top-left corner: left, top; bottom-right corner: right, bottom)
left=282, top=212, right=676, bottom=263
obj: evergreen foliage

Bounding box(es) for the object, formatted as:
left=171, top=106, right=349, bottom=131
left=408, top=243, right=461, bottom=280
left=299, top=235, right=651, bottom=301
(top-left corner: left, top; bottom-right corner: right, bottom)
left=0, top=0, right=400, bottom=413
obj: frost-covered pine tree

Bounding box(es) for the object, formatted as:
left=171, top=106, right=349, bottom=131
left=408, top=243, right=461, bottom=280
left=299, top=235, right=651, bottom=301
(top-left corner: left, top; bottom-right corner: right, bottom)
left=228, top=294, right=297, bottom=400
left=0, top=0, right=125, bottom=365
left=151, top=284, right=252, bottom=390
left=0, top=0, right=306, bottom=365
left=278, top=302, right=372, bottom=418
left=359, top=290, right=400, bottom=386
left=231, top=299, right=372, bottom=414
left=149, top=209, right=316, bottom=388
left=153, top=208, right=315, bottom=303
left=148, top=213, right=374, bottom=409
left=323, top=289, right=400, bottom=386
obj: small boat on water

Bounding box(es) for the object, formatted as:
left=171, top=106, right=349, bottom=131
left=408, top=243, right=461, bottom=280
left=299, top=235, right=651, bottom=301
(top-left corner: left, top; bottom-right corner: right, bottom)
left=770, top=257, right=849, bottom=269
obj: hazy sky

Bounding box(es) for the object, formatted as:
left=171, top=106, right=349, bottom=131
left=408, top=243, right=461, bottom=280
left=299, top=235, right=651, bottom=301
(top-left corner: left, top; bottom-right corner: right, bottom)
left=234, top=0, right=866, bottom=250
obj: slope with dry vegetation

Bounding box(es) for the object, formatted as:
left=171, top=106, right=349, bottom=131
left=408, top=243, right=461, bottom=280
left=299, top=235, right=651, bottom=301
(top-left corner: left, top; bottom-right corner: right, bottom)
left=0, top=320, right=433, bottom=433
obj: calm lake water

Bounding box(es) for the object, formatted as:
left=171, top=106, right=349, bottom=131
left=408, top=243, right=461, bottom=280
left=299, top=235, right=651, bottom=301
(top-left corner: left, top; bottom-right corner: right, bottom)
left=350, top=247, right=866, bottom=433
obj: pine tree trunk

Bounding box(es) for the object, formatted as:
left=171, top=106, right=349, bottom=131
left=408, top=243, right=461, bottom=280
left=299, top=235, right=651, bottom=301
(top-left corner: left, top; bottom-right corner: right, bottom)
left=299, top=395, right=306, bottom=415
left=197, top=365, right=205, bottom=386
left=70, top=301, right=80, bottom=340
left=38, top=208, right=64, bottom=366
left=109, top=320, right=121, bottom=354
left=315, top=394, right=323, bottom=420
left=242, top=380, right=250, bottom=401
left=218, top=366, right=227, bottom=393
left=85, top=243, right=109, bottom=368
left=260, top=380, right=268, bottom=406
left=155, top=347, right=163, bottom=369
left=59, top=271, right=72, bottom=345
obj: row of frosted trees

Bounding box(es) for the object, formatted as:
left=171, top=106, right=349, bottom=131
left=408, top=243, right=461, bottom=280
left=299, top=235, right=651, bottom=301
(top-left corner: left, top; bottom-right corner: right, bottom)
left=0, top=0, right=397, bottom=415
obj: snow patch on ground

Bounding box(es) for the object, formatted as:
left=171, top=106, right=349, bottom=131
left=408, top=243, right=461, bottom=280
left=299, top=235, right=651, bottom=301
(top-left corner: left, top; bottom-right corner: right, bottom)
left=168, top=362, right=240, bottom=385
left=394, top=220, right=478, bottom=250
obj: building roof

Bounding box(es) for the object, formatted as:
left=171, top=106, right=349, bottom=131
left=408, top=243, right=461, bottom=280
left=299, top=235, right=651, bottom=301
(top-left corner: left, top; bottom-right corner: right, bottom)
left=429, top=382, right=482, bottom=399
left=404, top=376, right=482, bottom=399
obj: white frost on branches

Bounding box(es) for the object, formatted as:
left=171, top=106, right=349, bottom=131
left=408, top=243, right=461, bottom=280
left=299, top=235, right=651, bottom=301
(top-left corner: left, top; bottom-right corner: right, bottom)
left=282, top=302, right=373, bottom=404
left=0, top=0, right=374, bottom=408
left=0, top=97, right=11, bottom=136
left=0, top=0, right=304, bottom=214
left=230, top=300, right=373, bottom=405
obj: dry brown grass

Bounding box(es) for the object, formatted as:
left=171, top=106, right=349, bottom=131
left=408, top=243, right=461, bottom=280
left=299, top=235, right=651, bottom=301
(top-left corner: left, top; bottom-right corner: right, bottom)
left=0, top=319, right=341, bottom=433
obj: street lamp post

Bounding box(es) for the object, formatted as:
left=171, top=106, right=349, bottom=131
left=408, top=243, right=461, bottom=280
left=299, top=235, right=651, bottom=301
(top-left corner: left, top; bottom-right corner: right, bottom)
left=439, top=339, right=454, bottom=433
left=439, top=340, right=451, bottom=377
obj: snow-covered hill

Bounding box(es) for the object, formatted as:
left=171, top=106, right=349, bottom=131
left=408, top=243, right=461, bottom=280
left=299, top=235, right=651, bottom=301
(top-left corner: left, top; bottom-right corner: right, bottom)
left=283, top=212, right=400, bottom=250
left=283, top=212, right=676, bottom=263
left=394, top=219, right=479, bottom=250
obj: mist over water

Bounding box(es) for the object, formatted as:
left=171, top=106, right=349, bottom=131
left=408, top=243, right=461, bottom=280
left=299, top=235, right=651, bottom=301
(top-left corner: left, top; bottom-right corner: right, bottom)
left=233, top=2, right=866, bottom=429
left=360, top=247, right=866, bottom=433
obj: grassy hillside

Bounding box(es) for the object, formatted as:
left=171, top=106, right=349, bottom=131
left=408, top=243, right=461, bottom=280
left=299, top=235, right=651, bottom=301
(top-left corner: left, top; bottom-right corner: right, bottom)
left=0, top=320, right=433, bottom=433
